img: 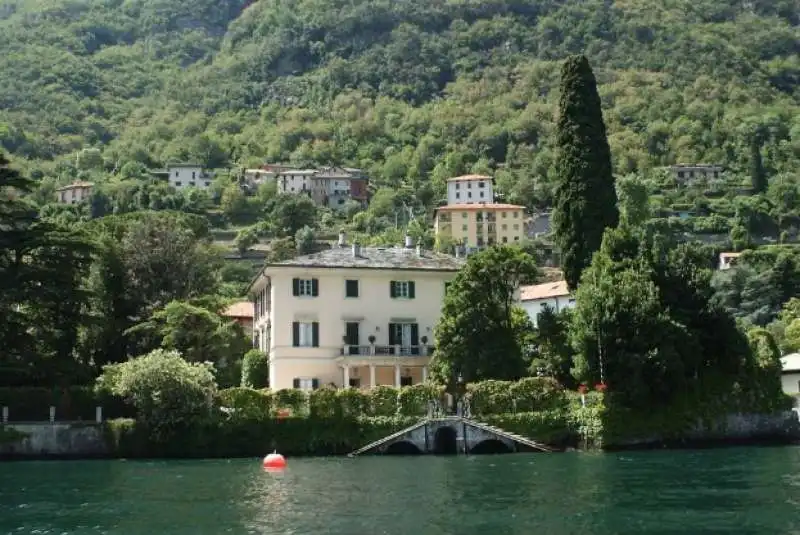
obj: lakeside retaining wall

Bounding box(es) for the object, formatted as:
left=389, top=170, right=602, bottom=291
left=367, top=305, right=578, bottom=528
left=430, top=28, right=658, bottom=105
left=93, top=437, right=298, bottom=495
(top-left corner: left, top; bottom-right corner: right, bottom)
left=0, top=423, right=107, bottom=459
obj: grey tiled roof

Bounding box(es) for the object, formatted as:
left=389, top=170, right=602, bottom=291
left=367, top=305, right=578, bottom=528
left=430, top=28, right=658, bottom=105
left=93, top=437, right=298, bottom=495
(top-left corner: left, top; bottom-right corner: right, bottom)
left=268, top=246, right=464, bottom=271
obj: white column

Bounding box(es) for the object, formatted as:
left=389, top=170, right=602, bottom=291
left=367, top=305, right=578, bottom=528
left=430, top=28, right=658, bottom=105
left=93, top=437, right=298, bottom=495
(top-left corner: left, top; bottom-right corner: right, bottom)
left=343, top=365, right=350, bottom=388
left=95, top=406, right=103, bottom=423
left=422, top=366, right=428, bottom=383
left=394, top=364, right=401, bottom=387
left=369, top=364, right=376, bottom=388
left=1, top=406, right=7, bottom=423
left=49, top=406, right=55, bottom=423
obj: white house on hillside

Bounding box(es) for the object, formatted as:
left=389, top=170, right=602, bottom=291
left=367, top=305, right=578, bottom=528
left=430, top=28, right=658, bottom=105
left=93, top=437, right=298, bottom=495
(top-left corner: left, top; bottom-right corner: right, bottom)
left=781, top=353, right=800, bottom=395
left=151, top=163, right=212, bottom=189
left=519, top=280, right=575, bottom=327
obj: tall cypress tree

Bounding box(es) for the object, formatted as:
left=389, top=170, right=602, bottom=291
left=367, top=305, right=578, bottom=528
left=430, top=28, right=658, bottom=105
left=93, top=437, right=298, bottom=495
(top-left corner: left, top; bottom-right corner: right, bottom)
left=553, top=55, right=618, bottom=290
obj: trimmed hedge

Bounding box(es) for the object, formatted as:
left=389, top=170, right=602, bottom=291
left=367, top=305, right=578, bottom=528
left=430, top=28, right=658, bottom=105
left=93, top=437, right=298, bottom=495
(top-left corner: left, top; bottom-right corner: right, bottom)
left=104, top=415, right=422, bottom=458
left=466, top=377, right=565, bottom=415
left=0, top=387, right=131, bottom=422
left=216, top=384, right=445, bottom=419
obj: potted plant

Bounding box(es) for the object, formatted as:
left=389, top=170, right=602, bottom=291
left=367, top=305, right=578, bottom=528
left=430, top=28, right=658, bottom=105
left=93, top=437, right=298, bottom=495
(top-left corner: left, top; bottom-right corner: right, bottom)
left=368, top=335, right=376, bottom=344
left=420, top=335, right=428, bottom=345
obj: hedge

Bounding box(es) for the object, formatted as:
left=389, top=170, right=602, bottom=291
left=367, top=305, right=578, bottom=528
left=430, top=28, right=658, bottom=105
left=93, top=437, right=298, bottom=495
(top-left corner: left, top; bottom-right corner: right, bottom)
left=0, top=387, right=132, bottom=422
left=104, top=415, right=422, bottom=458
left=466, top=377, right=566, bottom=415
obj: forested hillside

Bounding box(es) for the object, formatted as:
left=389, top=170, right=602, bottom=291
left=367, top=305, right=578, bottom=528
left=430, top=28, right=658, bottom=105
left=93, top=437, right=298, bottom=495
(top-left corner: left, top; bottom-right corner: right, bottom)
left=1, top=0, right=798, bottom=207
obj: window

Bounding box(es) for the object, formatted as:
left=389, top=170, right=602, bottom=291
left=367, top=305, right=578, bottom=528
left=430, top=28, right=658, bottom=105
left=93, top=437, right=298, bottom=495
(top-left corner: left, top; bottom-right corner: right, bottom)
left=455, top=183, right=460, bottom=189
left=502, top=212, right=507, bottom=218
left=292, top=321, right=319, bottom=347
left=462, top=225, right=468, bottom=231
left=400, top=376, right=413, bottom=387
left=502, top=237, right=508, bottom=243
left=502, top=224, right=507, bottom=230
left=513, top=224, right=519, bottom=230
left=189, top=182, right=195, bottom=187
left=349, top=378, right=361, bottom=388
left=390, top=280, right=415, bottom=299
left=480, top=191, right=484, bottom=198
left=462, top=212, right=467, bottom=218
left=293, top=378, right=319, bottom=390
left=175, top=181, right=182, bottom=187
left=175, top=171, right=179, bottom=177
left=345, top=279, right=359, bottom=298
left=477, top=237, right=484, bottom=246
left=292, top=278, right=319, bottom=297
left=389, top=322, right=419, bottom=351
left=468, top=192, right=472, bottom=198
left=205, top=182, right=211, bottom=187
left=513, top=212, right=519, bottom=218
left=192, top=172, right=196, bottom=179
left=455, top=192, right=460, bottom=199
left=444, top=282, right=451, bottom=294
left=478, top=181, right=485, bottom=188
left=467, top=182, right=472, bottom=189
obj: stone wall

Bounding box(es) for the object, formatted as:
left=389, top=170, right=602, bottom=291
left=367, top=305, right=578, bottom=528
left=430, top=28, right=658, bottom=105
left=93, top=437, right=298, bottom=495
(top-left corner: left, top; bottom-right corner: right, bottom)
left=0, top=423, right=107, bottom=458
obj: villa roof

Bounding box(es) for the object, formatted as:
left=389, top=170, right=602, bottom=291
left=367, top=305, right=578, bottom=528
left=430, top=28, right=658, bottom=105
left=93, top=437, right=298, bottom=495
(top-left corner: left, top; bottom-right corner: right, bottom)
left=446, top=174, right=493, bottom=182
left=222, top=301, right=254, bottom=319
left=520, top=280, right=571, bottom=301
left=264, top=246, right=465, bottom=273
left=56, top=181, right=94, bottom=191
left=435, top=203, right=525, bottom=212
left=782, top=353, right=800, bottom=373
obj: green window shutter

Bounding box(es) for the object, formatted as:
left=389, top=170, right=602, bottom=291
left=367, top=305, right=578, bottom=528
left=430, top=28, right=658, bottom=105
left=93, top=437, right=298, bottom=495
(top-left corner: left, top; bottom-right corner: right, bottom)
left=410, top=324, right=419, bottom=346
left=408, top=281, right=416, bottom=299
left=311, top=378, right=319, bottom=390
left=311, top=278, right=319, bottom=297
left=292, top=278, right=300, bottom=296
left=312, top=322, right=319, bottom=347
left=292, top=322, right=300, bottom=347
left=292, top=378, right=300, bottom=389
left=388, top=323, right=396, bottom=345
left=390, top=281, right=397, bottom=298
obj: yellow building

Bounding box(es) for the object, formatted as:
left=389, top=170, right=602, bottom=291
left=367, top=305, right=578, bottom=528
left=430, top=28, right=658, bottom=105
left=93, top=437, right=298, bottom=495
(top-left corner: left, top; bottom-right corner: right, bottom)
left=434, top=203, right=526, bottom=249
left=249, top=240, right=464, bottom=390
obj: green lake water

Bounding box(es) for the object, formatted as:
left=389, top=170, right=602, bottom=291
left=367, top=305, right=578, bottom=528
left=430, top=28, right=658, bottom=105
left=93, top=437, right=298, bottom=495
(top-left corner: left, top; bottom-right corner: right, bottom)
left=2, top=447, right=800, bottom=534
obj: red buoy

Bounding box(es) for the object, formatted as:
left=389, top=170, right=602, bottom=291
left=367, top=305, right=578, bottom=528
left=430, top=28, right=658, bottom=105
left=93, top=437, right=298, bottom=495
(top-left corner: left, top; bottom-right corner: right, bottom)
left=262, top=452, right=287, bottom=469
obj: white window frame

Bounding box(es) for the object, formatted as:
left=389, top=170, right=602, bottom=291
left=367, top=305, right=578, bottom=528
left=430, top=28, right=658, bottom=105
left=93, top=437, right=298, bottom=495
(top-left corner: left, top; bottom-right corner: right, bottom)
left=394, top=281, right=411, bottom=298
left=298, top=279, right=314, bottom=297
left=298, top=378, right=315, bottom=391
left=298, top=322, right=314, bottom=347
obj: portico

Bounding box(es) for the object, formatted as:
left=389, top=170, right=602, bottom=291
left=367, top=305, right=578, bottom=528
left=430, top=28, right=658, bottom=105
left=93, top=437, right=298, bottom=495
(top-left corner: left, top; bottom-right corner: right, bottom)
left=339, top=358, right=430, bottom=388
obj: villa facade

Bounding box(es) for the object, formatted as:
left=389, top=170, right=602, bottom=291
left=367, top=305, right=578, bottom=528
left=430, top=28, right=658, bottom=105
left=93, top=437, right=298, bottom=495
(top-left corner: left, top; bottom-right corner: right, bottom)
left=250, top=237, right=463, bottom=390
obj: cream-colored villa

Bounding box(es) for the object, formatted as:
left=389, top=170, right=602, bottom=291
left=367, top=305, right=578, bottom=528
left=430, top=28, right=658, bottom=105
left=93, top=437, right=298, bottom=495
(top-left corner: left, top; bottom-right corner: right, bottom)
left=250, top=237, right=464, bottom=390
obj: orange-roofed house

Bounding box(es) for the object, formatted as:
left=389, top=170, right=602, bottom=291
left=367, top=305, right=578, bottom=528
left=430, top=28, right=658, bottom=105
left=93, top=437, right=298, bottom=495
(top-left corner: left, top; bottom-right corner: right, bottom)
left=519, top=280, right=575, bottom=327
left=434, top=202, right=526, bottom=249
left=222, top=301, right=255, bottom=340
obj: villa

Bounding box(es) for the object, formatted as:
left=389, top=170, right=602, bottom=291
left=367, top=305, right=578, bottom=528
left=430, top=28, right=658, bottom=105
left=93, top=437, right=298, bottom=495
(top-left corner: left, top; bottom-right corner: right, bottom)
left=249, top=234, right=464, bottom=390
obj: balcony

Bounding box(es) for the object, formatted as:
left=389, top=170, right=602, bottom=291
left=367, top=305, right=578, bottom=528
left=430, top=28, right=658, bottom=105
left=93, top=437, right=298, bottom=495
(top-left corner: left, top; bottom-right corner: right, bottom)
left=340, top=345, right=434, bottom=357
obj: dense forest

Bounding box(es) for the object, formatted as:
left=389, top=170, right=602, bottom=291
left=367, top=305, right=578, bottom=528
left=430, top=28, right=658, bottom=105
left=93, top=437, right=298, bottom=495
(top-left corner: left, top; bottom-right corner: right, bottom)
left=1, top=0, right=798, bottom=209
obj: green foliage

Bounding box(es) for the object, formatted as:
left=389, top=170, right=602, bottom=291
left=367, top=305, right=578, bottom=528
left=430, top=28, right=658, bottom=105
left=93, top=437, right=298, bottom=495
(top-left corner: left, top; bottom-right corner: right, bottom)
left=273, top=388, right=308, bottom=415
left=234, top=227, right=258, bottom=254
left=467, top=378, right=565, bottom=415
left=0, top=426, right=29, bottom=446
left=369, top=385, right=399, bottom=417
left=431, top=246, right=539, bottom=385
left=309, top=387, right=340, bottom=418
left=397, top=383, right=445, bottom=416
left=553, top=55, right=618, bottom=290
left=96, top=349, right=217, bottom=437
left=529, top=307, right=575, bottom=387
left=240, top=350, right=269, bottom=389
left=0, top=386, right=129, bottom=421
left=217, top=387, right=273, bottom=419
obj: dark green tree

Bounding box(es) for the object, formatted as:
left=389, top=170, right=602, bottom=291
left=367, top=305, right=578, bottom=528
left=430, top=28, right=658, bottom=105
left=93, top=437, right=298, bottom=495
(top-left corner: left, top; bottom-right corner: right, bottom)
left=750, top=138, right=768, bottom=194
left=430, top=246, right=539, bottom=386
left=552, top=55, right=618, bottom=290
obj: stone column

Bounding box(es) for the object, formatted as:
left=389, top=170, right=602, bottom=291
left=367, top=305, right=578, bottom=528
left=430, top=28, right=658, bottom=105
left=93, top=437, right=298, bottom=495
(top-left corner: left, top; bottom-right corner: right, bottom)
left=394, top=364, right=401, bottom=387
left=422, top=366, right=428, bottom=383
left=343, top=365, right=350, bottom=388
left=95, top=406, right=103, bottom=423
left=369, top=364, right=376, bottom=388
left=1, top=406, right=7, bottom=424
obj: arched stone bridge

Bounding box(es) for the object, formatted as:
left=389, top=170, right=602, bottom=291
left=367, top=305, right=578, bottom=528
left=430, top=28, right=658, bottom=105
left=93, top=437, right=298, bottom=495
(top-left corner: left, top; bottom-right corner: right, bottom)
left=350, top=417, right=555, bottom=456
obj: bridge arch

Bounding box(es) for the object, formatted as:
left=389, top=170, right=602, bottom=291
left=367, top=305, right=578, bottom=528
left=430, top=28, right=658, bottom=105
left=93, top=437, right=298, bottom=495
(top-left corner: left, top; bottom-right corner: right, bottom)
left=469, top=439, right=513, bottom=455
left=433, top=426, right=458, bottom=454
left=385, top=440, right=422, bottom=455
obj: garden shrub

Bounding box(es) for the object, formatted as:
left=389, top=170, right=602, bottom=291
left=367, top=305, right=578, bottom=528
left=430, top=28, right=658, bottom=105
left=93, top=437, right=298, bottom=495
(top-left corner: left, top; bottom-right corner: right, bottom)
left=240, top=349, right=269, bottom=388
left=274, top=388, right=308, bottom=415
left=217, top=387, right=273, bottom=419
left=309, top=387, right=339, bottom=418
left=368, top=386, right=398, bottom=416
left=337, top=388, right=369, bottom=417
left=397, top=383, right=444, bottom=415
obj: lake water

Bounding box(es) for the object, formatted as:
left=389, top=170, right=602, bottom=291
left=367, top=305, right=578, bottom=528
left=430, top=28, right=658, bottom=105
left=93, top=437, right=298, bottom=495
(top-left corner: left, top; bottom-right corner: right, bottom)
left=2, top=447, right=800, bottom=534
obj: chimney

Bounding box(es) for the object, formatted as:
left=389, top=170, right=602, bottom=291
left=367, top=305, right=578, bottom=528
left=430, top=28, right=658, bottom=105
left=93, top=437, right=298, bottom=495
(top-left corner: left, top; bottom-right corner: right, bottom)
left=352, top=242, right=361, bottom=258
left=338, top=230, right=346, bottom=247
left=404, top=234, right=414, bottom=249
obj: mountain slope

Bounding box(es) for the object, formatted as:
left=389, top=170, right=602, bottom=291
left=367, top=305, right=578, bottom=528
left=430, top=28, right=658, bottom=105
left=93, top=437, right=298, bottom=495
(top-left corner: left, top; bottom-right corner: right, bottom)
left=1, top=0, right=798, bottom=205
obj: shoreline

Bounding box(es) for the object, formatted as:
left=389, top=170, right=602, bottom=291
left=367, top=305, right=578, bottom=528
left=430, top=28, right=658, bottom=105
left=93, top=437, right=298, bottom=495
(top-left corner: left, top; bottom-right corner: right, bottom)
left=2, top=433, right=798, bottom=462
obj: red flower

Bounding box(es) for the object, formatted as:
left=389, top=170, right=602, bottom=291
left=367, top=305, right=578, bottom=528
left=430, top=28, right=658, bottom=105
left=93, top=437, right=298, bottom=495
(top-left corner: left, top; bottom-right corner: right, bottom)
left=595, top=383, right=608, bottom=392
left=578, top=384, right=588, bottom=394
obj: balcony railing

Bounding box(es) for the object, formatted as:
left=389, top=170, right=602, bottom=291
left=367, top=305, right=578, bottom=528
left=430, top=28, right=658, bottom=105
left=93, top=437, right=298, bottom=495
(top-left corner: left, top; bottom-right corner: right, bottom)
left=340, top=345, right=434, bottom=357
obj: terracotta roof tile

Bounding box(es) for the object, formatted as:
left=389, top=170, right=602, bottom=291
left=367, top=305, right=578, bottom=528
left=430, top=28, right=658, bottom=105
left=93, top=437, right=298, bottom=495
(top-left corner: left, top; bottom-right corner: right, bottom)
left=222, top=301, right=254, bottom=318
left=520, top=280, right=571, bottom=301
